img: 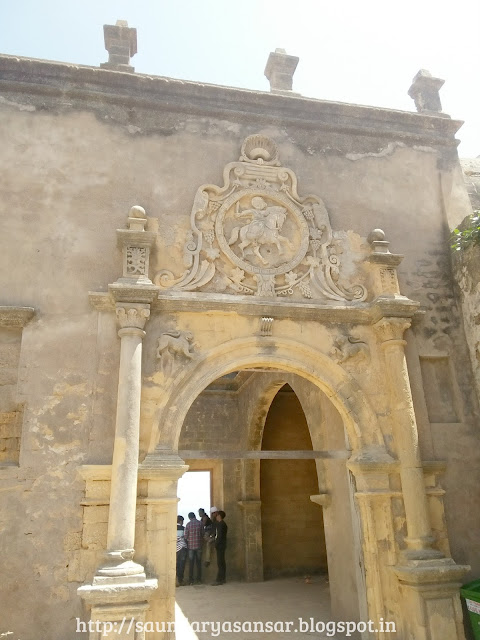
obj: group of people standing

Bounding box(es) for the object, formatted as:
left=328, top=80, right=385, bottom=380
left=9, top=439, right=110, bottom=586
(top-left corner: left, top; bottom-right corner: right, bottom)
left=176, top=506, right=228, bottom=587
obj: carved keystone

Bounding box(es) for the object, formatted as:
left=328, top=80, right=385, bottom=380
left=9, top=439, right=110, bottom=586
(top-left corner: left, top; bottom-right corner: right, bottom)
left=264, top=48, right=299, bottom=92
left=101, top=20, right=137, bottom=73
left=260, top=317, right=273, bottom=336
left=408, top=69, right=445, bottom=114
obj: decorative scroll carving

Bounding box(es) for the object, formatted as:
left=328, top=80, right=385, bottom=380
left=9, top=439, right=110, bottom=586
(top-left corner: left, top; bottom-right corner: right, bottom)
left=156, top=331, right=195, bottom=375
left=330, top=335, right=369, bottom=364
left=154, top=135, right=367, bottom=302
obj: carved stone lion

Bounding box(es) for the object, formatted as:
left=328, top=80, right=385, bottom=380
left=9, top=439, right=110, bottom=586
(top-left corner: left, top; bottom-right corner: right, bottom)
left=156, top=331, right=194, bottom=374
left=330, top=335, right=368, bottom=364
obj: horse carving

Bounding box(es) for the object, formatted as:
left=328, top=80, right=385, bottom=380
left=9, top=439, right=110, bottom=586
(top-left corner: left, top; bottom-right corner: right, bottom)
left=227, top=196, right=293, bottom=266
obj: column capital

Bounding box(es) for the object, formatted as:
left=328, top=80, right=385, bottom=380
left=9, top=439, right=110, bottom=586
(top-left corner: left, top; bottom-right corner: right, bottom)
left=374, top=317, right=411, bottom=344
left=115, top=303, right=150, bottom=331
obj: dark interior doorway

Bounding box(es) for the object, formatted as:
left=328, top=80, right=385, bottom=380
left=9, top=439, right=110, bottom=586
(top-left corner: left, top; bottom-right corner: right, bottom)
left=260, top=384, right=327, bottom=578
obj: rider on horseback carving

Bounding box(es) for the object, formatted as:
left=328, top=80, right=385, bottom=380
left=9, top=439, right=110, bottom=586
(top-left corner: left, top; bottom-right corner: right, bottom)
left=228, top=196, right=292, bottom=265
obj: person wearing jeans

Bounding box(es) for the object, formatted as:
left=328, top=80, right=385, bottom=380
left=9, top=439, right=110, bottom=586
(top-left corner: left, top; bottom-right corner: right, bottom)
left=184, top=511, right=203, bottom=584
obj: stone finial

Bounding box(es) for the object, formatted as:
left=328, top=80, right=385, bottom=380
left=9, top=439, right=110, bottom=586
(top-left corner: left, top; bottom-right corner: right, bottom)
left=264, top=48, right=299, bottom=92
left=100, top=20, right=137, bottom=73
left=114, top=205, right=157, bottom=288
left=408, top=69, right=445, bottom=114
left=368, top=228, right=391, bottom=254
left=127, top=205, right=147, bottom=231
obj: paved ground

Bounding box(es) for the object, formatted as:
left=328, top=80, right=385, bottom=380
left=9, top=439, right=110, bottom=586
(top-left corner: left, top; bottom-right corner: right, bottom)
left=175, top=575, right=345, bottom=639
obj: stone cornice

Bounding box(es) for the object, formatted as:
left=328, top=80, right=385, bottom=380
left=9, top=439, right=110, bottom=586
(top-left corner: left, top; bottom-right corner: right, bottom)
left=89, top=290, right=419, bottom=324
left=0, top=306, right=35, bottom=328
left=0, top=55, right=463, bottom=147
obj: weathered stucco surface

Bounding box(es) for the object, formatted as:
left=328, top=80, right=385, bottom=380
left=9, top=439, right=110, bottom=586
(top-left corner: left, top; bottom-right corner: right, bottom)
left=0, top=50, right=478, bottom=640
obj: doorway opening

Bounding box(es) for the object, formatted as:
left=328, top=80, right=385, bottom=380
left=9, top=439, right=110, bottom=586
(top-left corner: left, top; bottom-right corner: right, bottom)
left=261, top=384, right=327, bottom=579
left=177, top=470, right=212, bottom=520
left=175, top=367, right=362, bottom=633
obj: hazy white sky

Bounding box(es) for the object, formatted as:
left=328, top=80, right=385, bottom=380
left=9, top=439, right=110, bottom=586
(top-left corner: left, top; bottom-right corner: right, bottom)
left=1, top=0, right=479, bottom=155
left=177, top=471, right=211, bottom=519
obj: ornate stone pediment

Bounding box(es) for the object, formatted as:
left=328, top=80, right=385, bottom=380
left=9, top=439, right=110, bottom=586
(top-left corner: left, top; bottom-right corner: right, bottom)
left=155, top=135, right=367, bottom=301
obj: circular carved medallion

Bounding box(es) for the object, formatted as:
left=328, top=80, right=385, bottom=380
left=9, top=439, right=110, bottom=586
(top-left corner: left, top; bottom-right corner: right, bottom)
left=215, top=189, right=309, bottom=276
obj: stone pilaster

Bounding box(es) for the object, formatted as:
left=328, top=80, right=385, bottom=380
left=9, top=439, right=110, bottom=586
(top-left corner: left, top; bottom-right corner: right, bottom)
left=238, top=500, right=264, bottom=582
left=139, top=450, right=189, bottom=635
left=347, top=447, right=402, bottom=633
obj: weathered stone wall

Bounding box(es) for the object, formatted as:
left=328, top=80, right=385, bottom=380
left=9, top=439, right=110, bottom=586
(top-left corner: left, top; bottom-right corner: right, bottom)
left=0, top=54, right=478, bottom=638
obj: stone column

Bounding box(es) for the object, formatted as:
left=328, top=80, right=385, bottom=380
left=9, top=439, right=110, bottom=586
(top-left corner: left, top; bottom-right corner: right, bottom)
left=79, top=206, right=159, bottom=639
left=100, top=303, right=151, bottom=575
left=366, top=229, right=468, bottom=638
left=78, top=304, right=157, bottom=640
left=375, top=317, right=439, bottom=557
left=375, top=318, right=469, bottom=639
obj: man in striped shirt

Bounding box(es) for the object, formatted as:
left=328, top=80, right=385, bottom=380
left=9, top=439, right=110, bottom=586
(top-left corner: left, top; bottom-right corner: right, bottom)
left=184, top=512, right=203, bottom=584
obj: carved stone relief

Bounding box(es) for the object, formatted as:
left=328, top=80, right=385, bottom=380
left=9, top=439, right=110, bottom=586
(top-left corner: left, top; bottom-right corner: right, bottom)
left=330, top=335, right=369, bottom=364
left=154, top=135, right=367, bottom=302
left=126, top=247, right=147, bottom=276
left=156, top=330, right=195, bottom=375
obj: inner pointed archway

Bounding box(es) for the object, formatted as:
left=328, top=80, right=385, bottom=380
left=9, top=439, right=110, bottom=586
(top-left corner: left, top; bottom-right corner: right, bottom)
left=260, top=383, right=327, bottom=579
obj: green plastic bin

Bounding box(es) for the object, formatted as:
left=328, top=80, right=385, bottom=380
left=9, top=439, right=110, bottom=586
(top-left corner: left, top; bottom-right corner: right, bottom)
left=461, top=579, right=480, bottom=640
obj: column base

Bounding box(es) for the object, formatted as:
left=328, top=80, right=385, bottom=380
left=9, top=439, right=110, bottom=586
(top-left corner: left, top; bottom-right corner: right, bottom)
left=394, top=558, right=470, bottom=640
left=78, top=578, right=158, bottom=640
left=95, top=550, right=146, bottom=583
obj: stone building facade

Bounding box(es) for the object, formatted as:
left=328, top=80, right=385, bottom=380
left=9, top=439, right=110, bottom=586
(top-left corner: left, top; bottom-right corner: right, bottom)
left=1, top=21, right=479, bottom=640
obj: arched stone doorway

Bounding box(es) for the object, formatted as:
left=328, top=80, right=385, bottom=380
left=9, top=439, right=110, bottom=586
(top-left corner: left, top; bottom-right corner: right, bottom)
left=131, top=322, right=467, bottom=639
left=139, top=337, right=380, bottom=630
left=173, top=366, right=365, bottom=628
